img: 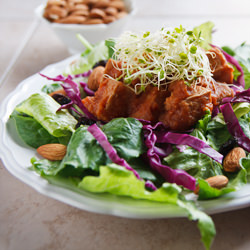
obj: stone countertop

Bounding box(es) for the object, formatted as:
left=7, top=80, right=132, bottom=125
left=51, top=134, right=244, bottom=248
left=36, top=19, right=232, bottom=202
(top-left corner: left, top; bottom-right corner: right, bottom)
left=1, top=1, right=250, bottom=249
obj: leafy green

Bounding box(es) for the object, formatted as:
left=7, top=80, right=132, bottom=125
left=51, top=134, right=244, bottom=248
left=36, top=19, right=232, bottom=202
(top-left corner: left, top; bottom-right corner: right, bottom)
left=41, top=83, right=62, bottom=94
left=102, top=118, right=145, bottom=161
left=105, top=39, right=116, bottom=59
left=31, top=157, right=61, bottom=176
left=197, top=161, right=250, bottom=200
left=80, top=163, right=215, bottom=250
left=163, top=129, right=223, bottom=180
left=59, top=126, right=108, bottom=174
left=65, top=36, right=110, bottom=75
left=9, top=110, right=59, bottom=148
left=193, top=21, right=214, bottom=50
left=15, top=93, right=77, bottom=138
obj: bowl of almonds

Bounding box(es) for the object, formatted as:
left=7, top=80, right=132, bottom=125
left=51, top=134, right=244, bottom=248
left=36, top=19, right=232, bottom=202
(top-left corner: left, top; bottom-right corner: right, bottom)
left=36, top=0, right=135, bottom=54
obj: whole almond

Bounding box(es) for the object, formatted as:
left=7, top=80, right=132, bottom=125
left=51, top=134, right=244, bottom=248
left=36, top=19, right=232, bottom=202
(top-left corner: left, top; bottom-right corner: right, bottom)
left=70, top=9, right=89, bottom=17
left=44, top=5, right=68, bottom=20
left=194, top=175, right=229, bottom=194
left=37, top=144, right=67, bottom=161
left=103, top=15, right=116, bottom=23
left=69, top=3, right=89, bottom=13
left=105, top=6, right=118, bottom=16
left=94, top=0, right=110, bottom=9
left=84, top=18, right=104, bottom=24
left=56, top=15, right=87, bottom=23
left=206, top=175, right=229, bottom=189
left=47, top=0, right=67, bottom=7
left=223, top=147, right=245, bottom=172
left=89, top=8, right=106, bottom=19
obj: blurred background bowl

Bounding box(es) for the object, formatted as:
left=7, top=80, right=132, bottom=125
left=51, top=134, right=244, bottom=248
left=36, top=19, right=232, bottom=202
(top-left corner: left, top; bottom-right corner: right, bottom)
left=35, top=0, right=136, bottom=54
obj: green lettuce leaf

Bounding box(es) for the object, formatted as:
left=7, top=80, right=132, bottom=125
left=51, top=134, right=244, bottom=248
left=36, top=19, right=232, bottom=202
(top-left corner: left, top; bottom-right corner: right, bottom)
left=193, top=21, right=214, bottom=50
left=65, top=37, right=109, bottom=75
left=79, top=163, right=215, bottom=250
left=15, top=93, right=77, bottom=137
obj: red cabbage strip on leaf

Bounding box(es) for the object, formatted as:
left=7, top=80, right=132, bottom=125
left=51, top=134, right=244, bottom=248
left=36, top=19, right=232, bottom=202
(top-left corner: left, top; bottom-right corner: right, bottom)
left=157, top=132, right=223, bottom=164
left=223, top=88, right=250, bottom=104
left=221, top=103, right=250, bottom=152
left=40, top=73, right=95, bottom=120
left=142, top=124, right=196, bottom=191
left=87, top=124, right=157, bottom=190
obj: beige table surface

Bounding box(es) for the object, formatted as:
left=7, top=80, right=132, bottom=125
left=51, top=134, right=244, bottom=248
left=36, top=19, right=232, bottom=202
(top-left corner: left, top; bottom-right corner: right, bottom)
left=1, top=0, right=250, bottom=249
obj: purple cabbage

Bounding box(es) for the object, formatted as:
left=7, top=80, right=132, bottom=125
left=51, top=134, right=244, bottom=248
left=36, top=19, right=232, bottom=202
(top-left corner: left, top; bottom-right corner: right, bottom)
left=80, top=81, right=95, bottom=96
left=40, top=73, right=96, bottom=120
left=221, top=103, right=250, bottom=152
left=223, top=88, right=250, bottom=104
left=157, top=131, right=223, bottom=164
left=87, top=124, right=157, bottom=191
left=142, top=124, right=196, bottom=191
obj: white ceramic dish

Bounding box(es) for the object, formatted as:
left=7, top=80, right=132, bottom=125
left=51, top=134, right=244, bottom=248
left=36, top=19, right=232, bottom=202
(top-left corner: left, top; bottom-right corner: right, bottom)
left=35, top=0, right=136, bottom=54
left=1, top=55, right=250, bottom=219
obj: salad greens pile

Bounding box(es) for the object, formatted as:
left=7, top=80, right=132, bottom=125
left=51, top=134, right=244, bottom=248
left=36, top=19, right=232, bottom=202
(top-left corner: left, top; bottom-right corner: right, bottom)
left=8, top=22, right=250, bottom=249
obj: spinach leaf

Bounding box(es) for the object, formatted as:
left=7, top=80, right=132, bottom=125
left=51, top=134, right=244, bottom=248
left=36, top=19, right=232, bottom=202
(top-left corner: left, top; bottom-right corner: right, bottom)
left=41, top=83, right=62, bottom=94
left=102, top=118, right=145, bottom=161
left=9, top=110, right=59, bottom=148
left=59, top=126, right=108, bottom=174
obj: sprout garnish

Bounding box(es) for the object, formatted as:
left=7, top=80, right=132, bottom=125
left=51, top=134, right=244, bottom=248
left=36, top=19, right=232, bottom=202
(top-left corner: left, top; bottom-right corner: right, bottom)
left=113, top=25, right=213, bottom=94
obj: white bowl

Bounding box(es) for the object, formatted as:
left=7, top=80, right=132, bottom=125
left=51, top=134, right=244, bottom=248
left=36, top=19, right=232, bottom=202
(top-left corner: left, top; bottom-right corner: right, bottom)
left=35, top=0, right=136, bottom=54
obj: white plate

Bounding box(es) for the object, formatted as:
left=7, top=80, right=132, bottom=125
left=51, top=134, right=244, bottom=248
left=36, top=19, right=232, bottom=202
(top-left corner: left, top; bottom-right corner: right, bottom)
left=1, top=55, right=250, bottom=218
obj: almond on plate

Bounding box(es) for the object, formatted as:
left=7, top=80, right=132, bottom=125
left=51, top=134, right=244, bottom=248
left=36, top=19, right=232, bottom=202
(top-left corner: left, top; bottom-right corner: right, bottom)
left=37, top=143, right=67, bottom=161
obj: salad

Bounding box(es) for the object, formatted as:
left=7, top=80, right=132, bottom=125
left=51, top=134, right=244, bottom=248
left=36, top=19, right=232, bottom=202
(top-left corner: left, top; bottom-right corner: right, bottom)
left=8, top=22, right=250, bottom=249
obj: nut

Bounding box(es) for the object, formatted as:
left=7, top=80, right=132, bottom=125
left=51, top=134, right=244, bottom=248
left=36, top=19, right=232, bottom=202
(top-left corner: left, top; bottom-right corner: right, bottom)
left=103, top=15, right=116, bottom=24
left=44, top=5, right=68, bottom=20
left=194, top=175, right=229, bottom=194
left=37, top=144, right=67, bottom=161
left=105, top=7, right=118, bottom=16
left=89, top=8, right=106, bottom=19
left=223, top=147, right=246, bottom=172
left=43, top=0, right=128, bottom=24
left=93, top=0, right=110, bottom=9
left=70, top=10, right=89, bottom=17
left=87, top=66, right=105, bottom=91
left=56, top=15, right=87, bottom=23
left=69, top=3, right=89, bottom=12
left=47, top=0, right=67, bottom=7
left=84, top=18, right=104, bottom=24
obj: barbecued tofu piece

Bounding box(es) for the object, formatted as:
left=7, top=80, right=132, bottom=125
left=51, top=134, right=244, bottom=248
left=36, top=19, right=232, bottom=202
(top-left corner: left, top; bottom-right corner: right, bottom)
left=104, top=59, right=123, bottom=79
left=207, top=47, right=234, bottom=84
left=82, top=78, right=135, bottom=122
left=199, top=77, right=234, bottom=106
left=129, top=86, right=169, bottom=123
left=159, top=80, right=213, bottom=131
